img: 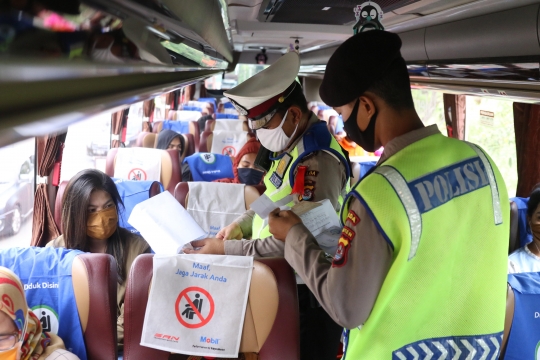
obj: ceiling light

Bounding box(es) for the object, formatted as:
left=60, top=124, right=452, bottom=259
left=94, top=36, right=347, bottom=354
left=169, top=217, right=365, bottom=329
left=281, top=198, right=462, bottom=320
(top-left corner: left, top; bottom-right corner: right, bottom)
left=322, top=7, right=331, bottom=10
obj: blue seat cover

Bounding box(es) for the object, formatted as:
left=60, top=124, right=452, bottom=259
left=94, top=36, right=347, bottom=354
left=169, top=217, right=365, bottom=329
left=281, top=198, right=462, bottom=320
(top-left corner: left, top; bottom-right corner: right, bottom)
left=162, top=120, right=189, bottom=134
left=0, top=247, right=87, bottom=360
left=506, top=272, right=540, bottom=359
left=184, top=153, right=234, bottom=182
left=511, top=197, right=532, bottom=247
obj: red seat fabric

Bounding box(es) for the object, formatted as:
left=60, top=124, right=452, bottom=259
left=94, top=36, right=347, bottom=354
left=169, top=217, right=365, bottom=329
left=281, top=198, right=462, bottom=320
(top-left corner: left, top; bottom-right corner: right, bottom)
left=76, top=253, right=118, bottom=360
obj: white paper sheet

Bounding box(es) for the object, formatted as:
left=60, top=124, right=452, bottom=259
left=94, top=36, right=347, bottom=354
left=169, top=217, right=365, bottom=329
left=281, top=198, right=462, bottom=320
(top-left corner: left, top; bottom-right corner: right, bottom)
left=249, top=194, right=294, bottom=219
left=128, top=191, right=206, bottom=254
left=298, top=199, right=341, bottom=255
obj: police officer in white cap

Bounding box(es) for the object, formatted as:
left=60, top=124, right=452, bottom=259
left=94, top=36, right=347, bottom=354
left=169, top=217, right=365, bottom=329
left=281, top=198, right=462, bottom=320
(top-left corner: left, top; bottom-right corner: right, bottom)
left=186, top=52, right=351, bottom=359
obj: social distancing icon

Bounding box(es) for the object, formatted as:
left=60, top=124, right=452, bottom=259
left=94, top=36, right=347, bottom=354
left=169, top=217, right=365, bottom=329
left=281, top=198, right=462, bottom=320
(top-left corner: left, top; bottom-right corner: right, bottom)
left=128, top=168, right=147, bottom=181
left=175, top=287, right=215, bottom=329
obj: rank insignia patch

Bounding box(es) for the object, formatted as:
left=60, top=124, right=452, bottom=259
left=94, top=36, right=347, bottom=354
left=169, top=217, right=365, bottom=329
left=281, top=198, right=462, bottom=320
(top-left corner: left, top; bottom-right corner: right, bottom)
left=347, top=210, right=360, bottom=226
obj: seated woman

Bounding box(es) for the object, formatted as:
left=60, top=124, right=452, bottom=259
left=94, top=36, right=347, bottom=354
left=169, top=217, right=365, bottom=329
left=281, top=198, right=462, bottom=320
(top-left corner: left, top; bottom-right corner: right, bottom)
left=0, top=266, right=79, bottom=359
left=155, top=129, right=185, bottom=155
left=214, top=138, right=264, bottom=185
left=509, top=188, right=540, bottom=273
left=47, top=169, right=150, bottom=351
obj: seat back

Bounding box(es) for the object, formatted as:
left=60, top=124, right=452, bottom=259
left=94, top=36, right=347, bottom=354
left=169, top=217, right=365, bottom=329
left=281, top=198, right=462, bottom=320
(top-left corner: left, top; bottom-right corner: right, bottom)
left=152, top=121, right=164, bottom=133
left=509, top=197, right=531, bottom=251
left=142, top=133, right=157, bottom=148
left=199, top=130, right=213, bottom=153
left=188, top=121, right=200, bottom=152
left=174, top=182, right=263, bottom=236
left=123, top=254, right=299, bottom=360
left=509, top=201, right=520, bottom=254
left=54, top=180, right=68, bottom=232
left=105, top=148, right=181, bottom=194
left=173, top=182, right=265, bottom=208
left=135, top=132, right=152, bottom=147
left=73, top=253, right=118, bottom=360
left=181, top=133, right=196, bottom=158
left=500, top=284, right=515, bottom=359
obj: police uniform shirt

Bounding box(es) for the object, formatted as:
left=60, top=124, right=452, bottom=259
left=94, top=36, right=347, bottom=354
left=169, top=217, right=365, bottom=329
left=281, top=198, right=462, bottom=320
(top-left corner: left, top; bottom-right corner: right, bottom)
left=283, top=124, right=440, bottom=328
left=223, top=112, right=349, bottom=257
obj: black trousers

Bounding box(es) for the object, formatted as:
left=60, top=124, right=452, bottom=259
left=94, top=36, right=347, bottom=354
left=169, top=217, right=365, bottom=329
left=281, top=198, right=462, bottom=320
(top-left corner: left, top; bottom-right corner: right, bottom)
left=297, top=284, right=343, bottom=360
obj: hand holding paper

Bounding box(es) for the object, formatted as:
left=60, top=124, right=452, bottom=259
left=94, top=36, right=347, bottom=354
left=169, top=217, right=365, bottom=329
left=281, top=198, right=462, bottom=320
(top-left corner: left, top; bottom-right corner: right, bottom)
left=268, top=209, right=303, bottom=241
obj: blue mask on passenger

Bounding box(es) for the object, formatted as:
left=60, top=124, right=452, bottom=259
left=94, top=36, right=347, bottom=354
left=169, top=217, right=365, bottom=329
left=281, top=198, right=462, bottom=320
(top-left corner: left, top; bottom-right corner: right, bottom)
left=237, top=168, right=264, bottom=185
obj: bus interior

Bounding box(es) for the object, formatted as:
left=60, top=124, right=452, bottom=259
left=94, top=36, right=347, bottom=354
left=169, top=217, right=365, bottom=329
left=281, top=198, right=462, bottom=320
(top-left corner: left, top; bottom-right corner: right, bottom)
left=1, top=0, right=540, bottom=359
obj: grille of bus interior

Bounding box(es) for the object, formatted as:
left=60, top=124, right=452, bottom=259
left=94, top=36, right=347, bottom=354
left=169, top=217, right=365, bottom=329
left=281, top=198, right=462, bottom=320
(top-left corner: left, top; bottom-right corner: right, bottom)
left=270, top=0, right=420, bottom=25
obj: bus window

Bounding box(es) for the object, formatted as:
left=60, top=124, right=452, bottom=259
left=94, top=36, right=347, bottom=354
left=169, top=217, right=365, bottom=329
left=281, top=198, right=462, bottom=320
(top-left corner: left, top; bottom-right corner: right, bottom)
left=412, top=90, right=447, bottom=135
left=60, top=111, right=112, bottom=183
left=465, top=96, right=517, bottom=197
left=0, top=138, right=35, bottom=248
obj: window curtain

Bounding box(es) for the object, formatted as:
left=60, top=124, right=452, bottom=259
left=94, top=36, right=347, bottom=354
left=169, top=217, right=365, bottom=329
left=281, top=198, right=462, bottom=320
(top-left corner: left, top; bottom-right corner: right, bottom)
left=31, top=135, right=62, bottom=246
left=143, top=99, right=155, bottom=122
left=111, top=108, right=129, bottom=148
left=443, top=94, right=466, bottom=140
left=513, top=102, right=540, bottom=197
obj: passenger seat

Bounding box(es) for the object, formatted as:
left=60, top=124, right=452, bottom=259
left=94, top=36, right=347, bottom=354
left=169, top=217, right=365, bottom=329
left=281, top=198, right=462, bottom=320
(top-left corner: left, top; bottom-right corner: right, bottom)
left=123, top=255, right=300, bottom=360
left=105, top=148, right=182, bottom=194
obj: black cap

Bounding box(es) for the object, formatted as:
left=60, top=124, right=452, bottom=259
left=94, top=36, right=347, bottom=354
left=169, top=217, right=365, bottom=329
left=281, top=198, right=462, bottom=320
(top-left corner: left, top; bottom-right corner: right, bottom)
left=320, top=30, right=403, bottom=107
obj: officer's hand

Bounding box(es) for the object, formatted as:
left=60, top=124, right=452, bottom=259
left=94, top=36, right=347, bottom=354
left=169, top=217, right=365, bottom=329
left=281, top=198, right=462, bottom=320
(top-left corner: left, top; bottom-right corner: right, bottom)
left=184, top=238, right=225, bottom=255
left=268, top=208, right=302, bottom=241
left=216, top=223, right=243, bottom=240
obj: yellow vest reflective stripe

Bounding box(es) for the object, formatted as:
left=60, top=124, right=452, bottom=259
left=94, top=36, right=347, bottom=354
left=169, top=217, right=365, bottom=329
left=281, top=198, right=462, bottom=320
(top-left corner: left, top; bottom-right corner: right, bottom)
left=341, top=133, right=509, bottom=360
left=253, top=122, right=350, bottom=239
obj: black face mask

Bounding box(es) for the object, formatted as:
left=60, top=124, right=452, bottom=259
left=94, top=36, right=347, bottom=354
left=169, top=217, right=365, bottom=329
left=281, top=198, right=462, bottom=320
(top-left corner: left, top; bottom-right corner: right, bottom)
left=237, top=167, right=264, bottom=185
left=343, top=99, right=378, bottom=152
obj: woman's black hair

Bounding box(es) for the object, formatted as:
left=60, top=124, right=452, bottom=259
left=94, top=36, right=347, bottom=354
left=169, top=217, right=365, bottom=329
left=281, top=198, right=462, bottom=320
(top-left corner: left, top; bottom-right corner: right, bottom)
left=62, top=169, right=128, bottom=283
left=527, top=189, right=540, bottom=219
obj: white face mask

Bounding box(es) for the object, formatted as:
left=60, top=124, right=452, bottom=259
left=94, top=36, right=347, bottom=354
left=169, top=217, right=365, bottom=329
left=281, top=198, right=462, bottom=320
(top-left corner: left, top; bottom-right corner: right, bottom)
left=256, top=110, right=298, bottom=152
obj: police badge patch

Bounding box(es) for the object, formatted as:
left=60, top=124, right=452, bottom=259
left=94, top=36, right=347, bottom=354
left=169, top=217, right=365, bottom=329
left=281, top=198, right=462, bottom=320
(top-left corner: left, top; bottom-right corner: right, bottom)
left=269, top=153, right=293, bottom=188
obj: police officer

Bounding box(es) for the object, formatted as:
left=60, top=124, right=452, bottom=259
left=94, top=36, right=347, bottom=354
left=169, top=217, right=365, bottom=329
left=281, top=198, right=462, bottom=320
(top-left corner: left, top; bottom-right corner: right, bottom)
left=268, top=30, right=510, bottom=359
left=187, top=52, right=351, bottom=360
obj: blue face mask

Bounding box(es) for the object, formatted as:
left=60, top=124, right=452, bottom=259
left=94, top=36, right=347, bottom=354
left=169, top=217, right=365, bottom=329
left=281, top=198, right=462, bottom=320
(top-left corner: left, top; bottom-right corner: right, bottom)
left=237, top=167, right=264, bottom=185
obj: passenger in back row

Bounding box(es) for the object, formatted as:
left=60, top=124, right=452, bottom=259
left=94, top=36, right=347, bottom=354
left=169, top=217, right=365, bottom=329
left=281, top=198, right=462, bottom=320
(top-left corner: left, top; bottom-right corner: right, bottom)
left=185, top=52, right=351, bottom=360
left=214, top=137, right=264, bottom=185
left=509, top=188, right=540, bottom=273
left=46, top=169, right=150, bottom=351
left=155, top=129, right=185, bottom=155
left=0, top=266, right=79, bottom=359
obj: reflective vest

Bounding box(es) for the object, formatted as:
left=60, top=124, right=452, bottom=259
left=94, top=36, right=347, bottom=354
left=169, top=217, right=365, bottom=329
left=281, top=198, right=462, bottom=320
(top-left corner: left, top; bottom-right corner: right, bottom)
left=0, top=247, right=87, bottom=360
left=252, top=121, right=350, bottom=239
left=341, top=133, right=509, bottom=359
left=184, top=153, right=234, bottom=182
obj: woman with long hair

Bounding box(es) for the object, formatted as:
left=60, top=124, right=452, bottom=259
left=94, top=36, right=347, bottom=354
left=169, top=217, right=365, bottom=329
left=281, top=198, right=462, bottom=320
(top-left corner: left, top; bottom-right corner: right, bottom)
left=47, top=169, right=150, bottom=350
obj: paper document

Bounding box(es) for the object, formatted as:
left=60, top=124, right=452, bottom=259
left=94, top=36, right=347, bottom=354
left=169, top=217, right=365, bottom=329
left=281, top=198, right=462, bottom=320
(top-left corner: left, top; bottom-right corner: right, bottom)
left=128, top=191, right=206, bottom=254
left=298, top=199, right=341, bottom=255
left=250, top=194, right=294, bottom=219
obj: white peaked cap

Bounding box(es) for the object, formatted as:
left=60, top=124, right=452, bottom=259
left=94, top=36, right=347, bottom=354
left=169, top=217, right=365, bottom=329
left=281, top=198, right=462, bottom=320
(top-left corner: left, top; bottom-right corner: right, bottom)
left=224, top=52, right=300, bottom=117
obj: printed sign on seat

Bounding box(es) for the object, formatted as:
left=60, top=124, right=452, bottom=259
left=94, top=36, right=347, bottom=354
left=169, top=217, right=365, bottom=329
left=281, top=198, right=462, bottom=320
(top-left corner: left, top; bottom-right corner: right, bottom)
left=123, top=254, right=299, bottom=360
left=210, top=130, right=249, bottom=158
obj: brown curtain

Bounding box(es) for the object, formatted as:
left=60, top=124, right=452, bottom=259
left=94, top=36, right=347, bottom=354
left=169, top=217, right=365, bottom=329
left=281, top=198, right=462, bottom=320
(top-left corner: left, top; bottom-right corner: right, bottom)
left=513, top=102, right=540, bottom=197
left=143, top=99, right=155, bottom=122
left=443, top=94, right=466, bottom=140
left=111, top=108, right=129, bottom=148
left=31, top=135, right=62, bottom=246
